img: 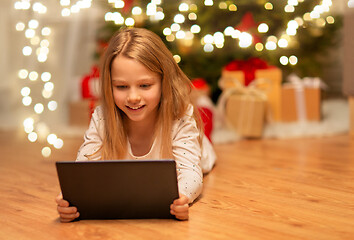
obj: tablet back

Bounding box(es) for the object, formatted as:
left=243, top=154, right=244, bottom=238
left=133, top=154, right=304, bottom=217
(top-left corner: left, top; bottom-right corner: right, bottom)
left=56, top=160, right=179, bottom=219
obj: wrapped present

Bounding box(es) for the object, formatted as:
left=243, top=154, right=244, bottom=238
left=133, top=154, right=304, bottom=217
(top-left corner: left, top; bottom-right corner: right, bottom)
left=218, top=81, right=267, bottom=138
left=220, top=58, right=273, bottom=86
left=226, top=94, right=266, bottom=138
left=255, top=68, right=282, bottom=121
left=219, top=58, right=282, bottom=121
left=280, top=75, right=322, bottom=122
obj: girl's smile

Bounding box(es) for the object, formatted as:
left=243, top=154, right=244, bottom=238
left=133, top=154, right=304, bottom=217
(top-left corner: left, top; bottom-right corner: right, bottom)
left=111, top=55, right=162, bottom=125
left=126, top=105, right=145, bottom=110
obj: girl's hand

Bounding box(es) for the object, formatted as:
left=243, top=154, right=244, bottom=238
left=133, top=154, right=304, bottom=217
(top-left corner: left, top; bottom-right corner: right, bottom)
left=170, top=194, right=189, bottom=220
left=55, top=193, right=80, bottom=223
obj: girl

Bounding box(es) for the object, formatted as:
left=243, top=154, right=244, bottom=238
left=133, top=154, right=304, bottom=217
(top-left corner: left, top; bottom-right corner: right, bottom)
left=56, top=28, right=216, bottom=222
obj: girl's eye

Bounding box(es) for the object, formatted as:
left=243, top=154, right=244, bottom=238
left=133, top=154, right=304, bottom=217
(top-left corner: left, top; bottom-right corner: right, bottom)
left=116, top=85, right=127, bottom=89
left=140, top=84, right=151, bottom=88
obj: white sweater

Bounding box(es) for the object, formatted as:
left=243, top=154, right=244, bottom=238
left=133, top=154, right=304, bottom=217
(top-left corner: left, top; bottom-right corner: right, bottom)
left=76, top=105, right=216, bottom=203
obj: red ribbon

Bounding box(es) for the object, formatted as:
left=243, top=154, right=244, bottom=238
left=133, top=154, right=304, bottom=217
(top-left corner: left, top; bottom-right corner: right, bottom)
left=223, top=58, right=270, bottom=86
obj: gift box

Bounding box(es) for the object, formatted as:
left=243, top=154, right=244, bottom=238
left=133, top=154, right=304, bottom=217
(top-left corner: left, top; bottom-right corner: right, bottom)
left=222, top=85, right=267, bottom=138
left=254, top=68, right=282, bottom=122
left=220, top=58, right=282, bottom=121
left=225, top=93, right=266, bottom=138
left=220, top=58, right=269, bottom=87
left=69, top=99, right=98, bottom=126
left=220, top=70, right=246, bottom=88
left=280, top=84, right=321, bottom=122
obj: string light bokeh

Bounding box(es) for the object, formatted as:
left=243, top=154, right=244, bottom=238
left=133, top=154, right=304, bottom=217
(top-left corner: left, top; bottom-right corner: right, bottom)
left=101, top=0, right=335, bottom=66
left=348, top=0, right=354, bottom=8
left=14, top=0, right=338, bottom=157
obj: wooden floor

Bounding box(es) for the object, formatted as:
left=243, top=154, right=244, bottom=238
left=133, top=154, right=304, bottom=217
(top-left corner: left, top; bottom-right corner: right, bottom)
left=0, top=130, right=353, bottom=240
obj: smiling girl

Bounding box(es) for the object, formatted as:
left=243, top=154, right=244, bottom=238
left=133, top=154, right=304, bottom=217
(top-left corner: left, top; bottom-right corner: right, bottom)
left=56, top=28, right=216, bottom=222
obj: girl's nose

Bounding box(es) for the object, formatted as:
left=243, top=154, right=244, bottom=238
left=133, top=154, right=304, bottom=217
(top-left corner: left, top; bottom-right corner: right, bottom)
left=127, top=89, right=141, bottom=103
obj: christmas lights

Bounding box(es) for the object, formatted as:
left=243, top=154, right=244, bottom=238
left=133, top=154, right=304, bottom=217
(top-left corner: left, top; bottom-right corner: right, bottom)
left=103, top=0, right=334, bottom=61
left=14, top=0, right=337, bottom=157
left=14, top=0, right=63, bottom=158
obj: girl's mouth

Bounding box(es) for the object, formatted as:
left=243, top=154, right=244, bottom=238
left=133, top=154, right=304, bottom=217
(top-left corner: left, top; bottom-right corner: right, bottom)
left=127, top=105, right=145, bottom=110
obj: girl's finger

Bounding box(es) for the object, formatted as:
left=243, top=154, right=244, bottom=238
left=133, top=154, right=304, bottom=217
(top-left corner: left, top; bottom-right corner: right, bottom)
left=176, top=215, right=188, bottom=220
left=57, top=199, right=70, bottom=207
left=171, top=210, right=189, bottom=220
left=60, top=212, right=80, bottom=220
left=57, top=205, right=77, bottom=214
left=60, top=217, right=76, bottom=223
left=173, top=195, right=189, bottom=205
left=55, top=193, right=63, bottom=204
left=170, top=204, right=189, bottom=213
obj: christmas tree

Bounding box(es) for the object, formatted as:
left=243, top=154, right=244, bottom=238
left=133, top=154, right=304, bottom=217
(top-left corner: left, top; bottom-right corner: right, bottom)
left=97, top=0, right=341, bottom=99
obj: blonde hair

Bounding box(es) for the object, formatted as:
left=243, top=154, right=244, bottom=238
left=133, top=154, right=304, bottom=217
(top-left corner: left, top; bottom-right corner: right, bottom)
left=99, top=27, right=202, bottom=160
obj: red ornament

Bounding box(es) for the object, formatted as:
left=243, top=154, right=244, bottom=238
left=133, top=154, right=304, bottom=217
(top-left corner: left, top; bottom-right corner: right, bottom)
left=122, top=0, right=134, bottom=13
left=81, top=65, right=100, bottom=122
left=81, top=65, right=100, bottom=99
left=199, top=107, right=213, bottom=142
left=192, top=78, right=209, bottom=90
left=235, top=12, right=262, bottom=44
left=191, top=78, right=213, bottom=142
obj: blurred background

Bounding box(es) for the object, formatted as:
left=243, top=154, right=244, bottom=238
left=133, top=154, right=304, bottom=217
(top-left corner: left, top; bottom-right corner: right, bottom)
left=0, top=0, right=352, bottom=157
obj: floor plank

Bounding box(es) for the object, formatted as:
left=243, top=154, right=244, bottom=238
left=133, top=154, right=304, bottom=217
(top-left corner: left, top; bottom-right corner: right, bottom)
left=0, top=130, right=353, bottom=240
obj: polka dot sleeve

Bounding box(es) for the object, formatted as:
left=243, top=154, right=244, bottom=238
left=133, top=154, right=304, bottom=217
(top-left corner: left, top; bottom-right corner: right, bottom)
left=172, top=105, right=203, bottom=203
left=76, top=106, right=104, bottom=161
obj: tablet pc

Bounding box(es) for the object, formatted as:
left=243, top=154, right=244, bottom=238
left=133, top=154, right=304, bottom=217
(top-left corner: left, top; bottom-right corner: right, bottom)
left=55, top=160, right=179, bottom=219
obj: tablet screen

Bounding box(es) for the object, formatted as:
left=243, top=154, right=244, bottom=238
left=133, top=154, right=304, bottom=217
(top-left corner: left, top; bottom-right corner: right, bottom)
left=56, top=160, right=179, bottom=219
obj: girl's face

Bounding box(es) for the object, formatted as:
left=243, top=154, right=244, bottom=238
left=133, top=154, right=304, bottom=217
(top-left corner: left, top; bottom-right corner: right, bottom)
left=111, top=55, right=162, bottom=124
